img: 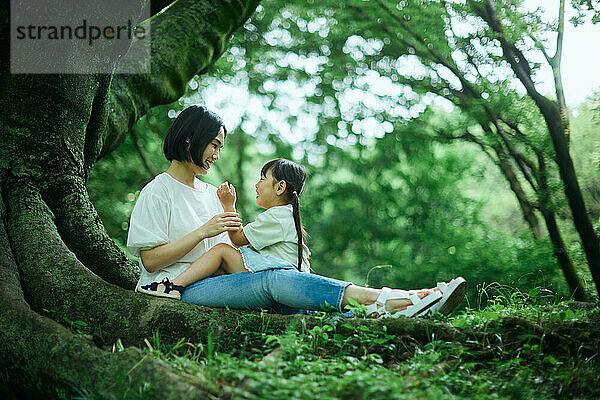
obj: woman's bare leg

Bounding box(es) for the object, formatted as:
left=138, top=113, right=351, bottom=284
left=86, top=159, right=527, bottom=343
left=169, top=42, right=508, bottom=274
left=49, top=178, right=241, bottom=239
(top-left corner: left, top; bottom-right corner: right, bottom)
left=172, top=243, right=246, bottom=287
left=341, top=284, right=437, bottom=314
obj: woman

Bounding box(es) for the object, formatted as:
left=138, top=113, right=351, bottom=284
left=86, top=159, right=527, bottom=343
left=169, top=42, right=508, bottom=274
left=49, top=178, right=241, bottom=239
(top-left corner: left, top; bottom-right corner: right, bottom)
left=126, top=105, right=466, bottom=318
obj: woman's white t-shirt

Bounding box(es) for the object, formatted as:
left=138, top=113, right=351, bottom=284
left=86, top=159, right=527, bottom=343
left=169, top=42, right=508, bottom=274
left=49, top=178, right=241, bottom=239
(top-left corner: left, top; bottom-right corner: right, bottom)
left=126, top=172, right=231, bottom=289
left=244, top=205, right=311, bottom=273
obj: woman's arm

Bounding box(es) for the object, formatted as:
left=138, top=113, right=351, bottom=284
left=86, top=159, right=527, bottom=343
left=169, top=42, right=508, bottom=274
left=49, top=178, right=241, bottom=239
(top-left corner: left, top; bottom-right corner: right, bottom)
left=140, top=212, right=242, bottom=272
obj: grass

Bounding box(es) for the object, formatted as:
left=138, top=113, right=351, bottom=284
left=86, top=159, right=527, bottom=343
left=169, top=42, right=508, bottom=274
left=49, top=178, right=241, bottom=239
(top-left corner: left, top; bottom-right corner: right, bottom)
left=121, top=286, right=599, bottom=400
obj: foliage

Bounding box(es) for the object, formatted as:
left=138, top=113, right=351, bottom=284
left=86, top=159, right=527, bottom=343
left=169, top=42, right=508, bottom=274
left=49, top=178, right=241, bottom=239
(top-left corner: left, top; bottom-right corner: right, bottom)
left=87, top=0, right=599, bottom=303
left=112, top=299, right=600, bottom=400
left=571, top=0, right=600, bottom=25
left=569, top=92, right=600, bottom=223
left=197, top=0, right=593, bottom=295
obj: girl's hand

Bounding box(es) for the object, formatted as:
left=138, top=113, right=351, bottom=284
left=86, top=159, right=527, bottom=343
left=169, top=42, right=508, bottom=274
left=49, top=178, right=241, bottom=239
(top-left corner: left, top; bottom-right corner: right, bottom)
left=198, top=212, right=242, bottom=238
left=217, top=182, right=236, bottom=211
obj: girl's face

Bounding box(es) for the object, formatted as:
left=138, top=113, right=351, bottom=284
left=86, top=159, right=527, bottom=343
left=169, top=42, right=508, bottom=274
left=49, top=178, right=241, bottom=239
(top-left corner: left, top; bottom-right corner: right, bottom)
left=192, top=127, right=225, bottom=175
left=255, top=169, right=285, bottom=209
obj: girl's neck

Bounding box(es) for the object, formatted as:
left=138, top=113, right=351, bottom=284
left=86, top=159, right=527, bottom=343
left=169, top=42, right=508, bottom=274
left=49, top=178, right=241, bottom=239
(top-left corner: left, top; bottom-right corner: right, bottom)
left=263, top=200, right=289, bottom=210
left=166, top=161, right=196, bottom=188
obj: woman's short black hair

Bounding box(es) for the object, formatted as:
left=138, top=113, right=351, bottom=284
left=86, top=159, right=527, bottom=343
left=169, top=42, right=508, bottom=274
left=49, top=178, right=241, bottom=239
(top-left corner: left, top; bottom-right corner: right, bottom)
left=163, top=105, right=227, bottom=167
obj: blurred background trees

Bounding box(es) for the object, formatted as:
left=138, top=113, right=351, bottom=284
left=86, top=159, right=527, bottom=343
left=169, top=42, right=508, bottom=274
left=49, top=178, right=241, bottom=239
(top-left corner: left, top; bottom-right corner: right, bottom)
left=87, top=0, right=600, bottom=304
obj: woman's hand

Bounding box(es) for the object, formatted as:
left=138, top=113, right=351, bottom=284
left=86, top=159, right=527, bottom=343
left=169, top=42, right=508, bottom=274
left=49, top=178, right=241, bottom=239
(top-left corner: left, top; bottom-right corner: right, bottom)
left=141, top=212, right=241, bottom=273
left=197, top=212, right=242, bottom=238
left=217, top=182, right=237, bottom=211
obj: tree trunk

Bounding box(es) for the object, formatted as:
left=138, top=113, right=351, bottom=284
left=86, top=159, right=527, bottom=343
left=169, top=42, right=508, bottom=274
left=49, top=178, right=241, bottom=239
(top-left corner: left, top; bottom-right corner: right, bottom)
left=539, top=208, right=587, bottom=300
left=539, top=101, right=600, bottom=296
left=491, top=145, right=543, bottom=239
left=536, top=155, right=588, bottom=300
left=489, top=144, right=587, bottom=300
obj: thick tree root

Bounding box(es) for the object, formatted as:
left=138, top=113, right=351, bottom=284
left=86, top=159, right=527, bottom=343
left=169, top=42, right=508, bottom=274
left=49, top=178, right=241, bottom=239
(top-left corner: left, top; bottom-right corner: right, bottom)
left=42, top=172, right=138, bottom=289
left=0, top=192, right=214, bottom=399
left=0, top=308, right=217, bottom=400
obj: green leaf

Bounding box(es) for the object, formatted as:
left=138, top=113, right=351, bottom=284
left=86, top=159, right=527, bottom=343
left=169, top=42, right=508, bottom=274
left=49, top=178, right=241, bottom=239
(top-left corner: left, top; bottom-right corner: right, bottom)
left=543, top=355, right=559, bottom=365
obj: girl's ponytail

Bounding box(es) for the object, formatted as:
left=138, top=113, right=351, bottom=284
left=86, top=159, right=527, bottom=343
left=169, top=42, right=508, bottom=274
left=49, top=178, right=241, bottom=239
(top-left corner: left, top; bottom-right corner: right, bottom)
left=291, top=190, right=303, bottom=271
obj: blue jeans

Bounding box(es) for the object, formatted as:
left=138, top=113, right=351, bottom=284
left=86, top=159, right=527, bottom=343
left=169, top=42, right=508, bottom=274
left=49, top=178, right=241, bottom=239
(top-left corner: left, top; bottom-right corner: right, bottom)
left=181, top=267, right=352, bottom=314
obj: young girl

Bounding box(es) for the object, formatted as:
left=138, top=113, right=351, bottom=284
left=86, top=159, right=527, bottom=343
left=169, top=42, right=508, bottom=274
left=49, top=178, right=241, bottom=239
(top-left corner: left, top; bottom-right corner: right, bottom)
left=138, top=158, right=310, bottom=300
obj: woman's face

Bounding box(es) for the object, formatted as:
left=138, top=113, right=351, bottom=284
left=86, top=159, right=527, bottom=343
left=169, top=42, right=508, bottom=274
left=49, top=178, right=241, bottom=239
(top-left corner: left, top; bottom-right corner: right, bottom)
left=192, top=127, right=225, bottom=175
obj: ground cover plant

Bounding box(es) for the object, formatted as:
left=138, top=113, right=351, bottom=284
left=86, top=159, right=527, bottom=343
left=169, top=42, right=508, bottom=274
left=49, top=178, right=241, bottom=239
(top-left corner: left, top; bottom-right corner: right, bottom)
left=76, top=287, right=599, bottom=400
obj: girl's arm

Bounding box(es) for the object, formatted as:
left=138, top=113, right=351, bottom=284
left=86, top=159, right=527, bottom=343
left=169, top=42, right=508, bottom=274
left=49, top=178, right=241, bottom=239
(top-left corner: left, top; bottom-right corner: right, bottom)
left=217, top=183, right=250, bottom=247
left=226, top=225, right=250, bottom=247
left=140, top=212, right=242, bottom=272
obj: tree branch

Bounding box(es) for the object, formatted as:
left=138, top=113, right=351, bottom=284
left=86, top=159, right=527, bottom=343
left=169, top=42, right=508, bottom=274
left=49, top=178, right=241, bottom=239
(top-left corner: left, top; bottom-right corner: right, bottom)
left=491, top=119, right=539, bottom=192
left=99, top=0, right=262, bottom=161
left=472, top=0, right=548, bottom=107
left=552, top=0, right=569, bottom=138
left=374, top=0, right=481, bottom=99
left=554, top=0, right=565, bottom=66
left=496, top=117, right=546, bottom=163
left=527, top=32, right=552, bottom=65
left=131, top=126, right=158, bottom=178
left=491, top=144, right=543, bottom=236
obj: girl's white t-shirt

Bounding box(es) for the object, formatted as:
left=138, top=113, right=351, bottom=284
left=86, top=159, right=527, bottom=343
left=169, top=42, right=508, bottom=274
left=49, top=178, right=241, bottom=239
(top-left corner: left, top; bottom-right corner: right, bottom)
left=244, top=205, right=311, bottom=273
left=126, top=172, right=230, bottom=289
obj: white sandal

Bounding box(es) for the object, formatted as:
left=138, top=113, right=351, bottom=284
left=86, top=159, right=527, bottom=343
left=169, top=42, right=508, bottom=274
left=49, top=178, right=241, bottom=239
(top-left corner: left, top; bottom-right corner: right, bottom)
left=365, top=287, right=443, bottom=318
left=419, top=277, right=467, bottom=316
